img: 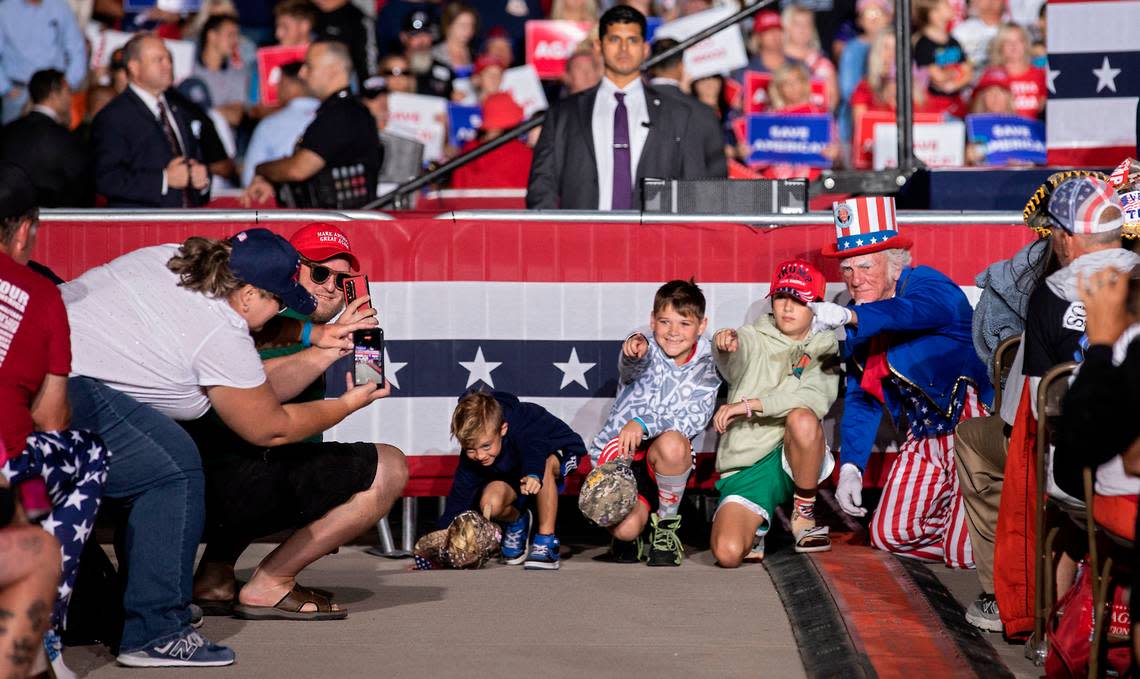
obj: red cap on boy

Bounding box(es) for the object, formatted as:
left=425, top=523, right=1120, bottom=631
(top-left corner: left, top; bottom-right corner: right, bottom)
left=768, top=259, right=826, bottom=304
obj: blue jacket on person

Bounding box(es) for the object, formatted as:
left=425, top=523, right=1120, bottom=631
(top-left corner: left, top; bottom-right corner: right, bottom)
left=439, top=390, right=586, bottom=528
left=839, top=265, right=993, bottom=472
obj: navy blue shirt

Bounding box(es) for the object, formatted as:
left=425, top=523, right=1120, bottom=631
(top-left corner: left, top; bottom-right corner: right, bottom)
left=438, top=390, right=585, bottom=527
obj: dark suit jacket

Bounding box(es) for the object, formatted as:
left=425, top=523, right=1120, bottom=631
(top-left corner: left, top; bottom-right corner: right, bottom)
left=91, top=88, right=210, bottom=208
left=0, top=111, right=93, bottom=207
left=526, top=83, right=707, bottom=210
left=650, top=81, right=728, bottom=179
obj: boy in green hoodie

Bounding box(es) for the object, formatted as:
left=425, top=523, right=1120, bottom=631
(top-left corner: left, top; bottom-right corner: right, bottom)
left=710, top=260, right=841, bottom=567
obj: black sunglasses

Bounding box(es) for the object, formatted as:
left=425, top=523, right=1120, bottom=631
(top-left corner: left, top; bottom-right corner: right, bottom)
left=303, top=260, right=352, bottom=290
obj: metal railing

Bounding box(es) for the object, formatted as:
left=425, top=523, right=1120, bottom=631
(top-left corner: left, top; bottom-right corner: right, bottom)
left=435, top=209, right=1024, bottom=225
left=40, top=209, right=395, bottom=223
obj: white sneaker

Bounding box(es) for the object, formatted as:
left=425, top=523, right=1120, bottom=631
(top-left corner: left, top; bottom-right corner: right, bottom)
left=965, top=593, right=1003, bottom=633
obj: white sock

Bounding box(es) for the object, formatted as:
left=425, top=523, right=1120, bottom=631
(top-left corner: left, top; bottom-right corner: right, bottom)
left=655, top=469, right=691, bottom=518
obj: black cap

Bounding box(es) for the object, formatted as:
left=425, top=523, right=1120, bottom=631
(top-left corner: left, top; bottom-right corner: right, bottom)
left=0, top=161, right=36, bottom=220
left=402, top=8, right=434, bottom=33
left=361, top=75, right=388, bottom=99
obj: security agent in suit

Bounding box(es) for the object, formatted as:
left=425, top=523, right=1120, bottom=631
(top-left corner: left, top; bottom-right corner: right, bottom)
left=526, top=6, right=707, bottom=210
left=0, top=69, right=93, bottom=207
left=646, top=39, right=727, bottom=179
left=91, top=34, right=211, bottom=208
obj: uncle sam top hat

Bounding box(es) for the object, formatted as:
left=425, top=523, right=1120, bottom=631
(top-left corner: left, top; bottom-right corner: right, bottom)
left=821, top=195, right=912, bottom=258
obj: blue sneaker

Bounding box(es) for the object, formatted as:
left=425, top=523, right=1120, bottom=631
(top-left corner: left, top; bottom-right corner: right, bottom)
left=117, top=629, right=235, bottom=668
left=500, top=509, right=532, bottom=565
left=524, top=533, right=560, bottom=570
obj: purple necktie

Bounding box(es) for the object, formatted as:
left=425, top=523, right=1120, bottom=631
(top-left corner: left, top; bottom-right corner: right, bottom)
left=611, top=91, right=632, bottom=210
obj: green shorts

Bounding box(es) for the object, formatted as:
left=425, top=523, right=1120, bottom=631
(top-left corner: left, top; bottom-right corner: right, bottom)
left=714, top=445, right=794, bottom=526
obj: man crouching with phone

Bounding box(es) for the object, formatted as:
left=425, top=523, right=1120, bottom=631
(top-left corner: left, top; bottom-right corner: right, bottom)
left=186, top=223, right=408, bottom=621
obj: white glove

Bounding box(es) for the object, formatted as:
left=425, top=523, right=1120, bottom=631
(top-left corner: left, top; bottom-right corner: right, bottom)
left=836, top=463, right=867, bottom=517
left=808, top=301, right=854, bottom=330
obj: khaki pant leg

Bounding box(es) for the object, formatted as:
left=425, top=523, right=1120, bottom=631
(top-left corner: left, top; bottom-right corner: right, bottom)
left=953, top=414, right=1009, bottom=593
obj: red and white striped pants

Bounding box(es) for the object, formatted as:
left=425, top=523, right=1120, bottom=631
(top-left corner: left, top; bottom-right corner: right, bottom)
left=869, top=388, right=983, bottom=569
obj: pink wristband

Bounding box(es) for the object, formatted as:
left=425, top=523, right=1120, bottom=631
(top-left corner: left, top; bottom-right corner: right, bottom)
left=741, top=397, right=752, bottom=417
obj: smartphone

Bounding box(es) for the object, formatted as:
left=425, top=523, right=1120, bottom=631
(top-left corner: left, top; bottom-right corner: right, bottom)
left=353, top=327, right=385, bottom=386
left=342, top=275, right=372, bottom=311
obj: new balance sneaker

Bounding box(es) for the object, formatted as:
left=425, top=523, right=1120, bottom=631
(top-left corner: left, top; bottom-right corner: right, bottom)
left=524, top=533, right=561, bottom=570
left=116, top=629, right=236, bottom=668
left=646, top=514, right=684, bottom=567
left=965, top=593, right=1002, bottom=633
left=609, top=536, right=643, bottom=563
left=500, top=509, right=532, bottom=565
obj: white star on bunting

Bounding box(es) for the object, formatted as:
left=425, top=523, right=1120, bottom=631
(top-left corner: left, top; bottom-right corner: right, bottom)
left=459, top=346, right=502, bottom=388
left=1092, top=56, right=1121, bottom=93
left=553, top=348, right=596, bottom=389
left=855, top=238, right=864, bottom=246
left=384, top=348, right=408, bottom=390
left=1046, top=66, right=1060, bottom=94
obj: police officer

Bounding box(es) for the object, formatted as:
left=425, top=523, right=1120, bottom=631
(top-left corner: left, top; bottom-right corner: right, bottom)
left=243, top=40, right=383, bottom=209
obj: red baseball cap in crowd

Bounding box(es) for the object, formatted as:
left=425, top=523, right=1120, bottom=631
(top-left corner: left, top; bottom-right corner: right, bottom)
left=480, top=92, right=525, bottom=131
left=474, top=54, right=506, bottom=76
left=289, top=223, right=361, bottom=271
left=974, top=68, right=1011, bottom=95
left=768, top=259, right=827, bottom=304
left=753, top=10, right=782, bottom=33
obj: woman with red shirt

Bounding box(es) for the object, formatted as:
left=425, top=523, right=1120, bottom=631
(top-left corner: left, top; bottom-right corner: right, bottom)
left=451, top=92, right=534, bottom=189
left=985, top=23, right=1045, bottom=120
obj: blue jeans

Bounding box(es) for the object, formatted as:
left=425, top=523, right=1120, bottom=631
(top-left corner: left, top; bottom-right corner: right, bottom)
left=67, top=377, right=205, bottom=652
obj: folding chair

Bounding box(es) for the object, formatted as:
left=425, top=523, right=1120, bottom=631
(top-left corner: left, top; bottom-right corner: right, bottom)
left=992, top=335, right=1022, bottom=413
left=1028, top=361, right=1079, bottom=664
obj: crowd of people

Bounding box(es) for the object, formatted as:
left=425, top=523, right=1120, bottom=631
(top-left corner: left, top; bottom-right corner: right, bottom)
left=5, top=140, right=1140, bottom=673
left=0, top=0, right=1051, bottom=209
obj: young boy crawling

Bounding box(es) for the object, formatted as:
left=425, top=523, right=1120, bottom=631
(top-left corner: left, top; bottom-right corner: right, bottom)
left=709, top=260, right=841, bottom=567
left=440, top=389, right=586, bottom=570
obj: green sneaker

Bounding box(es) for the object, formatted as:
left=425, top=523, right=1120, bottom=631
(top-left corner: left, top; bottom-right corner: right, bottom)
left=609, top=536, right=643, bottom=563
left=646, top=514, right=683, bottom=567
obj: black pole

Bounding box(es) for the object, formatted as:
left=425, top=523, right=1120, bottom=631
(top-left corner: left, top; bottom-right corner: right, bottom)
left=365, top=0, right=777, bottom=210
left=895, top=0, right=915, bottom=171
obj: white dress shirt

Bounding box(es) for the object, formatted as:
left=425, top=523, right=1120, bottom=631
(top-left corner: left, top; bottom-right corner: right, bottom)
left=129, top=83, right=190, bottom=197
left=592, top=76, right=650, bottom=211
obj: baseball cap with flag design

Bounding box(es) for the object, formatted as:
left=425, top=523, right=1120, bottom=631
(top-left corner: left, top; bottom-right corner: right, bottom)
left=821, top=196, right=911, bottom=258
left=767, top=259, right=826, bottom=304
left=1047, top=176, right=1123, bottom=235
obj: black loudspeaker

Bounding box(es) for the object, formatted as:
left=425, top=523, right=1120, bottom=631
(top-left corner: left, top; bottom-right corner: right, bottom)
left=641, top=178, right=809, bottom=215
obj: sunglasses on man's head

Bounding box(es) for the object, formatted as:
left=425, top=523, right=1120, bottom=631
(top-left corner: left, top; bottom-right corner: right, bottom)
left=303, top=259, right=352, bottom=289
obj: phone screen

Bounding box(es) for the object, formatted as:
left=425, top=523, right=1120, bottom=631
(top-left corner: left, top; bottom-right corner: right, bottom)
left=353, top=327, right=385, bottom=386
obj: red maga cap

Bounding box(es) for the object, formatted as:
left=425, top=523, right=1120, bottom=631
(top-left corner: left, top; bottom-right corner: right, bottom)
left=768, top=259, right=826, bottom=304
left=289, top=223, right=361, bottom=271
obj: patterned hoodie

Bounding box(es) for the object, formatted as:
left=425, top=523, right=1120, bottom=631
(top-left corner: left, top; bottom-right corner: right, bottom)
left=589, top=328, right=721, bottom=460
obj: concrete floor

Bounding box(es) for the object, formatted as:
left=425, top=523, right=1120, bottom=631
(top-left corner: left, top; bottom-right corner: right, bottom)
left=65, top=544, right=807, bottom=679
left=931, top=567, right=1042, bottom=679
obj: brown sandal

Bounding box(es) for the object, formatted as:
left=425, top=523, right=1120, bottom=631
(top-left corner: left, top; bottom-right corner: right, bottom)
left=233, top=585, right=347, bottom=621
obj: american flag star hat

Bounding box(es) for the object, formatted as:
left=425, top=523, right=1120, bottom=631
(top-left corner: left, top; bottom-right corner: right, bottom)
left=1047, top=175, right=1124, bottom=236
left=821, top=196, right=912, bottom=258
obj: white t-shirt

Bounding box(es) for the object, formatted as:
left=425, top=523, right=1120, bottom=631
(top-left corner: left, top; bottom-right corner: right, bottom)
left=62, top=244, right=267, bottom=420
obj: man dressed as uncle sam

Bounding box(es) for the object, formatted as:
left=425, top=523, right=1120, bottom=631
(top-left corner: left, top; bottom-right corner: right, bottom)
left=809, top=196, right=992, bottom=568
